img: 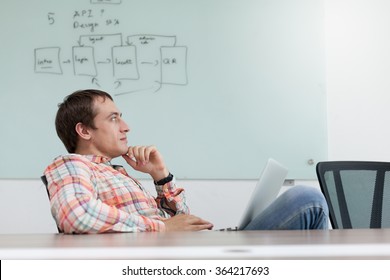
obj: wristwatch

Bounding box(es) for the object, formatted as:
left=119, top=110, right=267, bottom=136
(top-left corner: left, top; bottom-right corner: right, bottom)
left=154, top=172, right=173, bottom=185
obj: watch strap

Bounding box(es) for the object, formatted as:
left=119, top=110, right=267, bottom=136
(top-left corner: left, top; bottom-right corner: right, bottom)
left=154, top=172, right=173, bottom=185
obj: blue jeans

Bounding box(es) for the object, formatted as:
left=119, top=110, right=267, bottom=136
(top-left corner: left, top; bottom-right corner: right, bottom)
left=241, top=185, right=329, bottom=230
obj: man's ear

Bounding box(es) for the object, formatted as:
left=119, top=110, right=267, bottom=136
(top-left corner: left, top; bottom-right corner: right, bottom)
left=75, top=122, right=92, bottom=140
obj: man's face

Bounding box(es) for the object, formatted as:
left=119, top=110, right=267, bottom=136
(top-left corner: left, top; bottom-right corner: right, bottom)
left=88, top=97, right=129, bottom=158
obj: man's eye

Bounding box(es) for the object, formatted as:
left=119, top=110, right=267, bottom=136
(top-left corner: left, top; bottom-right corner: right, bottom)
left=111, top=116, right=118, bottom=121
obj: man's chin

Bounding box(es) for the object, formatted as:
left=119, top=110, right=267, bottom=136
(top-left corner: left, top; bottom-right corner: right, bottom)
left=119, top=147, right=129, bottom=157
left=108, top=149, right=127, bottom=159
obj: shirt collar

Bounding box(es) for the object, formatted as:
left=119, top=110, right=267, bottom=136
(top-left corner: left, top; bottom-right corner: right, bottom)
left=83, top=154, right=112, bottom=164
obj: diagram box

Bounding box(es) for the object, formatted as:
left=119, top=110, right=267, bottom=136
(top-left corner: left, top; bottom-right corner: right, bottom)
left=161, top=46, right=188, bottom=85
left=112, top=46, right=139, bottom=80
left=73, top=46, right=97, bottom=76
left=127, top=35, right=176, bottom=48
left=34, top=47, right=62, bottom=74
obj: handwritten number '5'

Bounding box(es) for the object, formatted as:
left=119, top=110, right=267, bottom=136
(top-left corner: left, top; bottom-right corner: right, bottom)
left=48, top=13, right=55, bottom=25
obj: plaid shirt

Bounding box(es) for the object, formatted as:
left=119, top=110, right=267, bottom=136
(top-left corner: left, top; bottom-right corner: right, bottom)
left=44, top=154, right=189, bottom=233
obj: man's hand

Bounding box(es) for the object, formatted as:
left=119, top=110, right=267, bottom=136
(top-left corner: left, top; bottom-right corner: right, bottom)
left=163, top=214, right=214, bottom=232
left=122, top=145, right=169, bottom=181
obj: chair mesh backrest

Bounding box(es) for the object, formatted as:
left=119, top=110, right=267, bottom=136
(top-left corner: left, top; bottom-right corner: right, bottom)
left=317, top=161, right=390, bottom=229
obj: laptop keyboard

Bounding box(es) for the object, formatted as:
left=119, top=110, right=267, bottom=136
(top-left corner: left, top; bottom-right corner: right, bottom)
left=217, top=226, right=239, bottom=231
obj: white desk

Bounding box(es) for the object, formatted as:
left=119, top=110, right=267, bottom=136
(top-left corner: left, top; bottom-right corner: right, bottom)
left=1, top=229, right=390, bottom=259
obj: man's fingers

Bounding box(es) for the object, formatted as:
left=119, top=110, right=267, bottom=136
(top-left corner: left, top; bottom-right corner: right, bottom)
left=128, top=145, right=156, bottom=165
left=164, top=214, right=213, bottom=231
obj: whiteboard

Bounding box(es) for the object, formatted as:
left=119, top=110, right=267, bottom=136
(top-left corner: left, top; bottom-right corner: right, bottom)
left=0, top=0, right=327, bottom=179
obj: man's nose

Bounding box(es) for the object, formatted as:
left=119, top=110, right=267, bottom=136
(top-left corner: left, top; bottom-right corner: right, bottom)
left=121, top=119, right=130, bottom=132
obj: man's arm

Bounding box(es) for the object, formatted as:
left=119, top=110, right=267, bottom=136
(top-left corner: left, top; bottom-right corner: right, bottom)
left=122, top=145, right=213, bottom=230
left=123, top=145, right=169, bottom=182
left=123, top=145, right=186, bottom=214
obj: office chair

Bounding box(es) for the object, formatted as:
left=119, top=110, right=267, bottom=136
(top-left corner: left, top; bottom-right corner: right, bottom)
left=40, top=175, right=63, bottom=233
left=316, top=161, right=390, bottom=229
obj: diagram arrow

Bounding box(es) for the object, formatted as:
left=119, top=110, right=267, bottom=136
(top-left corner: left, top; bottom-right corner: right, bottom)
left=97, top=58, right=111, bottom=64
left=140, top=60, right=159, bottom=66
left=92, top=77, right=101, bottom=87
left=114, top=80, right=122, bottom=89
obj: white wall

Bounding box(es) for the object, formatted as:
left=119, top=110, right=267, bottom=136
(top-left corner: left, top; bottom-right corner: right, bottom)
left=2, top=0, right=390, bottom=234
left=325, top=0, right=390, bottom=161
left=0, top=180, right=58, bottom=234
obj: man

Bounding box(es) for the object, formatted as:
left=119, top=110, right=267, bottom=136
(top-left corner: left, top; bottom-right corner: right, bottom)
left=44, top=89, right=329, bottom=233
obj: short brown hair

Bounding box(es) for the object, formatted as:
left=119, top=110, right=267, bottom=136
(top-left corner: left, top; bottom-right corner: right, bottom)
left=55, top=89, right=113, bottom=153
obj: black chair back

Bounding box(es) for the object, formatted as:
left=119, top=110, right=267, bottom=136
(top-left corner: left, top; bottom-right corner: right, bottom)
left=316, top=161, right=390, bottom=229
left=41, top=175, right=63, bottom=233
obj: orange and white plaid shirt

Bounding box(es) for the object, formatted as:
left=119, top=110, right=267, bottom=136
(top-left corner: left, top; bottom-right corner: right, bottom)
left=44, top=154, right=189, bottom=233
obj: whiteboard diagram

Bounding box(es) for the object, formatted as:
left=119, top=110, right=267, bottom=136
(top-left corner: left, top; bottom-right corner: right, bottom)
left=33, top=0, right=188, bottom=95
left=34, top=34, right=188, bottom=95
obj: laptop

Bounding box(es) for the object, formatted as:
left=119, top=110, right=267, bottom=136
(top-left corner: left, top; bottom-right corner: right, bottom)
left=219, top=158, right=288, bottom=230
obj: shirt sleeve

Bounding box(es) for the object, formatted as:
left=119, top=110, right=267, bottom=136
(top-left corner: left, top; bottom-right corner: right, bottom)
left=154, top=177, right=190, bottom=216
left=44, top=156, right=166, bottom=234
left=112, top=165, right=190, bottom=217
